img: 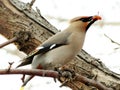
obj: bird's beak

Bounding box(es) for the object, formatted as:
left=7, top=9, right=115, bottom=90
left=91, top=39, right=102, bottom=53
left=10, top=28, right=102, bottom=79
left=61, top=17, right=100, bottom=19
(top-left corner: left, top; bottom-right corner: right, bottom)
left=86, top=15, right=102, bottom=31
left=92, top=15, right=102, bottom=21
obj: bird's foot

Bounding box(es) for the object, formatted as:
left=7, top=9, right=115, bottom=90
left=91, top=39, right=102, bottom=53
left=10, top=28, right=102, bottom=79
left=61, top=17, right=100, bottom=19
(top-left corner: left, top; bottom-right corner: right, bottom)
left=53, top=65, right=63, bottom=83
left=55, top=67, right=76, bottom=87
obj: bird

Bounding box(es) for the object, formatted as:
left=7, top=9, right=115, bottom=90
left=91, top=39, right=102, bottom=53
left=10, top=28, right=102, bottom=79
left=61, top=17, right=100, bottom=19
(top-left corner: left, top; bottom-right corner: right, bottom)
left=17, top=15, right=101, bottom=89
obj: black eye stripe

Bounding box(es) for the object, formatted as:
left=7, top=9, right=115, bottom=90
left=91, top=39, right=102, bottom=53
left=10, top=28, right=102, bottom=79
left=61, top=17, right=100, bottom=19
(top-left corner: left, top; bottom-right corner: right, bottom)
left=80, top=16, right=93, bottom=22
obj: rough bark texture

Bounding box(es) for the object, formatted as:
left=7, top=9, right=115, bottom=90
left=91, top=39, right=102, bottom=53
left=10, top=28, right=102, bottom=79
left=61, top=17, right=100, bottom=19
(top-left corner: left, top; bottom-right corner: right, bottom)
left=0, top=0, right=120, bottom=90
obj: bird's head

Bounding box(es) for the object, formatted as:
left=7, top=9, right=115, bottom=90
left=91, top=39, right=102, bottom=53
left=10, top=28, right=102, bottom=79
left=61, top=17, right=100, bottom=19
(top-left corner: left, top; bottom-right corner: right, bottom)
left=70, top=15, right=101, bottom=32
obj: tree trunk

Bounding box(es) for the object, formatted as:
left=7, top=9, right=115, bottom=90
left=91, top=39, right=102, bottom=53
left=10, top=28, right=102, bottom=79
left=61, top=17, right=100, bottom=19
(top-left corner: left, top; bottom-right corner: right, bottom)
left=0, top=0, right=120, bottom=90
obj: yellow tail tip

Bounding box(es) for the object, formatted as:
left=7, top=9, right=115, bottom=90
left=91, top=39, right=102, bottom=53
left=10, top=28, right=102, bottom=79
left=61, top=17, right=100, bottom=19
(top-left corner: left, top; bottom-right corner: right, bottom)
left=20, top=86, right=24, bottom=90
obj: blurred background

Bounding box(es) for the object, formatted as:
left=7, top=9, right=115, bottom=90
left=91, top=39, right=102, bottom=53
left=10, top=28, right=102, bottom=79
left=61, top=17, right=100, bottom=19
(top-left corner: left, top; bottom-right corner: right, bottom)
left=0, top=0, right=120, bottom=90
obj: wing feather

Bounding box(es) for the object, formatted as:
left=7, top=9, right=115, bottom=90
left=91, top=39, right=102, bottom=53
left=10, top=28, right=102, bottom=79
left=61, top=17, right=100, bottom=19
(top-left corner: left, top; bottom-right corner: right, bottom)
left=16, top=31, right=71, bottom=67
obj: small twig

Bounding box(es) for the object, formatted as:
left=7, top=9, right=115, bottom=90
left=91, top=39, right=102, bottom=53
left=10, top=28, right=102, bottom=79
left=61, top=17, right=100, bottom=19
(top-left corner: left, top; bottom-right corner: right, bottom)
left=29, top=0, right=36, bottom=10
left=21, top=74, right=25, bottom=83
left=104, top=34, right=120, bottom=46
left=92, top=74, right=97, bottom=80
left=0, top=37, right=17, bottom=48
left=60, top=79, right=69, bottom=87
left=7, top=62, right=14, bottom=72
left=0, top=31, right=32, bottom=49
left=36, top=7, right=42, bottom=17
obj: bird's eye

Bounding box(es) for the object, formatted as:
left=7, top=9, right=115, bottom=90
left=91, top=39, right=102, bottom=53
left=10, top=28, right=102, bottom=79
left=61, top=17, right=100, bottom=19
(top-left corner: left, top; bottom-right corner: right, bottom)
left=80, top=16, right=93, bottom=22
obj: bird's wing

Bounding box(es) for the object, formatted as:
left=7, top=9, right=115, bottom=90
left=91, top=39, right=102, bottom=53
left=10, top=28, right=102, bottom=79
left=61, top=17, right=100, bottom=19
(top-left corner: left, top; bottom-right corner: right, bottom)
left=16, top=31, right=71, bottom=68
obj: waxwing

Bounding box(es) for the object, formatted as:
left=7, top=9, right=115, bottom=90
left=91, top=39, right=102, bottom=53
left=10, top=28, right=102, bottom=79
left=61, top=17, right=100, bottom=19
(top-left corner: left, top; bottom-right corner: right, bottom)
left=17, top=15, right=101, bottom=89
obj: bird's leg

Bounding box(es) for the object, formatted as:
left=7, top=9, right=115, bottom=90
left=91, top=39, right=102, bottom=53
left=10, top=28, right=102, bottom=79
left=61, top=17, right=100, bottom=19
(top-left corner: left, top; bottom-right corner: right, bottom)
left=55, top=66, right=76, bottom=87
left=53, top=64, right=63, bottom=83
left=60, top=70, right=75, bottom=87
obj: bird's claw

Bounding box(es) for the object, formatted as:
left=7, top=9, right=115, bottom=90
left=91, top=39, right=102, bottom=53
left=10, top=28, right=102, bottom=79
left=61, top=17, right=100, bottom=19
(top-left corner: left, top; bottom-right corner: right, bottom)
left=55, top=67, right=76, bottom=87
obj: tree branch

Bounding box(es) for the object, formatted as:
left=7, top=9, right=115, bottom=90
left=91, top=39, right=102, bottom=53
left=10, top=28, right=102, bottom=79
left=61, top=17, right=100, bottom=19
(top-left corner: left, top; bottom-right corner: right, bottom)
left=0, top=69, right=58, bottom=78
left=75, top=74, right=113, bottom=90
left=0, top=37, right=17, bottom=48
left=0, top=0, right=119, bottom=89
left=104, top=34, right=120, bottom=46
left=0, top=68, right=113, bottom=90
left=0, top=31, right=32, bottom=48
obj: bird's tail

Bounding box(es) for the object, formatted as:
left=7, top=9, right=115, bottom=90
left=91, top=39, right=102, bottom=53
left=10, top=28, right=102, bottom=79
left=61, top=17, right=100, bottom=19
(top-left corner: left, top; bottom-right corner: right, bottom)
left=16, top=56, right=33, bottom=68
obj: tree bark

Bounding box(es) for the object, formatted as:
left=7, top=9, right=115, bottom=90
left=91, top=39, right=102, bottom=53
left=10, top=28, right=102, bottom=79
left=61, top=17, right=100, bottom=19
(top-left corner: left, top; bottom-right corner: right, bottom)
left=0, top=0, right=120, bottom=90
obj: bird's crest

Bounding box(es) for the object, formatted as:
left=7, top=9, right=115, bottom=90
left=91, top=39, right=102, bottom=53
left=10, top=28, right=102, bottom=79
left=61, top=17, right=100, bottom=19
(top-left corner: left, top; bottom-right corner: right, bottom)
left=70, top=16, right=89, bottom=23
